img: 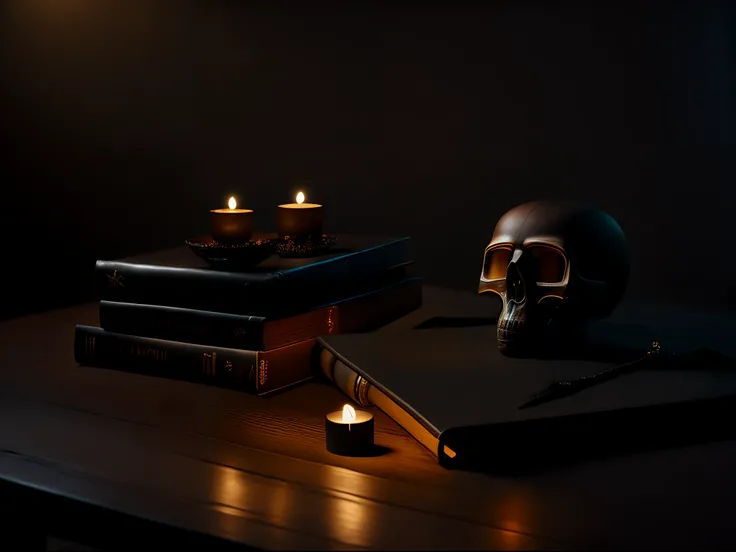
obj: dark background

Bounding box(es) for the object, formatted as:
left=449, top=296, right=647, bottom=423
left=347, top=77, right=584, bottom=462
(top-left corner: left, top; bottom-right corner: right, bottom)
left=1, top=0, right=734, bottom=320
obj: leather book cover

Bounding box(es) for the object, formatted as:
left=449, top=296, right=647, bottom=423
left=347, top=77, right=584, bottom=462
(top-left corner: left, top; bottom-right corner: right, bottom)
left=95, top=235, right=412, bottom=316
left=76, top=325, right=314, bottom=395
left=99, top=275, right=422, bottom=350
left=319, top=288, right=736, bottom=470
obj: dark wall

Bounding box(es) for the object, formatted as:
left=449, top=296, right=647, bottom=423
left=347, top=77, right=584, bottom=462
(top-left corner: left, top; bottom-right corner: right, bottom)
left=1, top=1, right=734, bottom=319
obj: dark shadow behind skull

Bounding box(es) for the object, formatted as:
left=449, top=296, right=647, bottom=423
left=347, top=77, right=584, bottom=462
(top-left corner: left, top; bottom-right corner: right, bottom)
left=479, top=200, right=629, bottom=357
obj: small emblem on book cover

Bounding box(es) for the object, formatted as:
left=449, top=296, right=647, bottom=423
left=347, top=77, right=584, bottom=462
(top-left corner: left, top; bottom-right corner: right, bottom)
left=232, top=328, right=247, bottom=342
left=107, top=270, right=126, bottom=289
left=258, top=359, right=268, bottom=387
left=203, top=352, right=217, bottom=377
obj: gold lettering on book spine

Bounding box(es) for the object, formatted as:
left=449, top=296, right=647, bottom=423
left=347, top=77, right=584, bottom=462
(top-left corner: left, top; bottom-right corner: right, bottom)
left=326, top=306, right=336, bottom=334
left=123, top=344, right=167, bottom=362
left=259, top=358, right=268, bottom=388
left=203, top=352, right=217, bottom=377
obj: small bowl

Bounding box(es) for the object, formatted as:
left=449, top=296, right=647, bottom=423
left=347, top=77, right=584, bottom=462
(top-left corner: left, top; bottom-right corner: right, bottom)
left=276, top=234, right=339, bottom=258
left=186, top=236, right=277, bottom=268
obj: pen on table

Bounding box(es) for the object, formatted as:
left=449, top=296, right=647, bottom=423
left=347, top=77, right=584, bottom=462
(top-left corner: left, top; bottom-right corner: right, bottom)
left=518, top=341, right=664, bottom=410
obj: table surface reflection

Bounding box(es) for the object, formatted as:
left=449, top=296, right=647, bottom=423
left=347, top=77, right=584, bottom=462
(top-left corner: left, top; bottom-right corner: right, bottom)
left=2, top=288, right=736, bottom=550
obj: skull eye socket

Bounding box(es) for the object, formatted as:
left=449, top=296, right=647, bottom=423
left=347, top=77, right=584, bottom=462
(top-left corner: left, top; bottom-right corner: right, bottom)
left=526, top=245, right=566, bottom=284
left=482, top=247, right=511, bottom=281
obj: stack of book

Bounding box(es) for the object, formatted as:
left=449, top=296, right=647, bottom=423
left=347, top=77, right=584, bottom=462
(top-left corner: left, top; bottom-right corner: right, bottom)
left=74, top=235, right=422, bottom=395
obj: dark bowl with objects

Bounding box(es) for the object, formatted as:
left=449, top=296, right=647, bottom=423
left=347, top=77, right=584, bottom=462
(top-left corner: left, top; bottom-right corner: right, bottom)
left=185, top=236, right=277, bottom=268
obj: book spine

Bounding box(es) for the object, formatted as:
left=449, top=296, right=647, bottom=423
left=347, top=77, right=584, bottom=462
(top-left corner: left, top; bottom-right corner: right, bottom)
left=95, top=260, right=272, bottom=315
left=263, top=280, right=423, bottom=349
left=95, top=238, right=412, bottom=315
left=310, top=277, right=423, bottom=339
left=75, top=326, right=316, bottom=395
left=99, top=277, right=423, bottom=351
left=99, top=301, right=268, bottom=350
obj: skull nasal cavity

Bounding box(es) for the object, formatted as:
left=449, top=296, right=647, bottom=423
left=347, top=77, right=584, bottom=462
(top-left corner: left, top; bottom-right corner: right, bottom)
left=506, top=262, right=526, bottom=303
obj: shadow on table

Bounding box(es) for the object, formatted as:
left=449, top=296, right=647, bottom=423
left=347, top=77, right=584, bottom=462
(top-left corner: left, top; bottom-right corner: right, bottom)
left=416, top=314, right=736, bottom=477
left=446, top=397, right=736, bottom=477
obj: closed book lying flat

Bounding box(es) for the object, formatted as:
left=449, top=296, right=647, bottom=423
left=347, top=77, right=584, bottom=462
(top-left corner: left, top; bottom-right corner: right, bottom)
left=99, top=277, right=423, bottom=351
left=75, top=326, right=313, bottom=395
left=96, top=235, right=412, bottom=316
left=318, top=288, right=736, bottom=470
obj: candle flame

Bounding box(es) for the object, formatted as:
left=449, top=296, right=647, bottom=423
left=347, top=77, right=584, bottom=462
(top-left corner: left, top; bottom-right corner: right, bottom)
left=228, top=196, right=237, bottom=210
left=341, top=404, right=356, bottom=423
left=296, top=191, right=305, bottom=204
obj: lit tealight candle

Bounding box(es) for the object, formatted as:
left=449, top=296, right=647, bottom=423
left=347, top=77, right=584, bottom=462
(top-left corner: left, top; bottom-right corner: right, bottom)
left=211, top=196, right=254, bottom=244
left=325, top=404, right=375, bottom=456
left=277, top=191, right=323, bottom=241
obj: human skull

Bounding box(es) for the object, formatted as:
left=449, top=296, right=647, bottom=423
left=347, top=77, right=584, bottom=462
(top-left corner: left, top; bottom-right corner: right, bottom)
left=479, top=200, right=629, bottom=356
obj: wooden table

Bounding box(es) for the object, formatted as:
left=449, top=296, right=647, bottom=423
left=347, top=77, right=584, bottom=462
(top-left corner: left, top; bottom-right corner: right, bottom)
left=2, top=287, right=736, bottom=550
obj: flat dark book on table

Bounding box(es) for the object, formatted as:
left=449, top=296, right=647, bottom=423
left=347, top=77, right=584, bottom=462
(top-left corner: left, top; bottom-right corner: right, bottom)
left=99, top=277, right=423, bottom=351
left=76, top=278, right=423, bottom=395
left=75, top=326, right=313, bottom=396
left=95, top=235, right=412, bottom=316
left=318, top=288, right=736, bottom=470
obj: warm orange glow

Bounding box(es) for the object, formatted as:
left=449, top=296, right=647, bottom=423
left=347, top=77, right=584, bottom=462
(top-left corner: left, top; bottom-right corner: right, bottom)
left=212, top=466, right=247, bottom=507
left=296, top=191, right=305, bottom=204
left=228, top=196, right=237, bottom=210
left=342, top=404, right=356, bottom=423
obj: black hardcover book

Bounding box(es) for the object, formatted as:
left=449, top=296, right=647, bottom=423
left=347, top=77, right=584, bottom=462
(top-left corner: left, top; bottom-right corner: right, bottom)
left=99, top=276, right=423, bottom=351
left=75, top=326, right=317, bottom=396
left=95, top=235, right=412, bottom=316
left=318, top=287, right=736, bottom=471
